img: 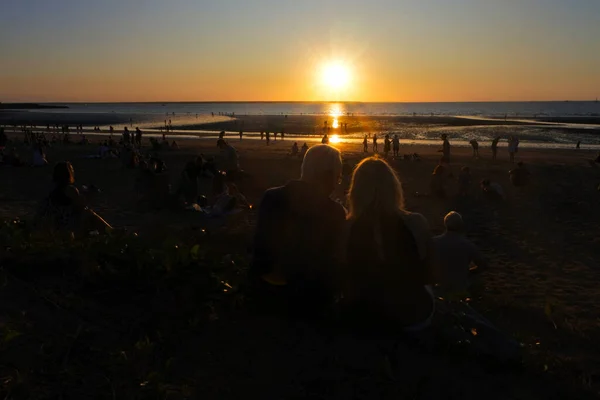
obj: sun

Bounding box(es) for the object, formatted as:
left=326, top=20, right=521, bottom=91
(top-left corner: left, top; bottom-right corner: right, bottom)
left=329, top=134, right=341, bottom=144
left=321, top=61, right=351, bottom=91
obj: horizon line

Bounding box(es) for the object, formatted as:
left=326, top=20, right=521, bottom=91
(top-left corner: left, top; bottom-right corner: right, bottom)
left=1, top=99, right=598, bottom=104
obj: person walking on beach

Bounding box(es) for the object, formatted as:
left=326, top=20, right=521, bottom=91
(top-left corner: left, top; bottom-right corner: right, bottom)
left=383, top=134, right=391, bottom=158
left=363, top=135, right=368, bottom=153
left=469, top=139, right=479, bottom=158
left=260, top=131, right=264, bottom=141
left=123, top=127, right=130, bottom=145
left=508, top=136, right=519, bottom=163
left=135, top=127, right=142, bottom=147
left=440, top=134, right=451, bottom=164
left=239, top=131, right=243, bottom=141
left=491, top=136, right=500, bottom=160
left=372, top=134, right=378, bottom=153
left=266, top=131, right=270, bottom=146
left=392, top=134, right=400, bottom=157
left=576, top=141, right=581, bottom=149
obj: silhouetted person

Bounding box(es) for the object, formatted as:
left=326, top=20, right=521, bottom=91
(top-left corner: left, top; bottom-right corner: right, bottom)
left=266, top=131, right=270, bottom=146
left=219, top=130, right=225, bottom=139
left=290, top=142, right=299, bottom=157
left=372, top=134, right=378, bottom=153
left=123, top=127, right=130, bottom=145
left=281, top=131, right=285, bottom=141
left=344, top=157, right=436, bottom=332
left=508, top=136, right=519, bottom=163
left=434, top=212, right=487, bottom=298
left=491, top=136, right=500, bottom=160
left=274, top=132, right=278, bottom=141
left=440, top=134, right=450, bottom=164
left=430, top=164, right=449, bottom=198
left=217, top=139, right=239, bottom=181
left=322, top=134, right=329, bottom=144
left=135, top=127, right=142, bottom=147
left=239, top=131, right=243, bottom=141
left=392, top=134, right=400, bottom=157
left=260, top=131, right=264, bottom=140
left=509, top=162, right=530, bottom=187
left=383, top=134, right=391, bottom=158
left=363, top=135, right=368, bottom=152
left=252, top=145, right=346, bottom=317
left=469, top=139, right=479, bottom=158
left=300, top=143, right=308, bottom=158
left=576, top=141, right=581, bottom=149
left=481, top=179, right=505, bottom=201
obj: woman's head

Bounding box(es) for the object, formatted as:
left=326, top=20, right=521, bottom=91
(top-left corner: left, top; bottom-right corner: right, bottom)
left=53, top=161, right=75, bottom=186
left=348, top=157, right=405, bottom=220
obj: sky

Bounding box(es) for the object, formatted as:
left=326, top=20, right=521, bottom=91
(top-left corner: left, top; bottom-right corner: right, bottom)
left=1, top=0, right=600, bottom=102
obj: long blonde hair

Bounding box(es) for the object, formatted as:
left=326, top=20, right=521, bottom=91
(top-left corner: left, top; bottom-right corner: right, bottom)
left=347, top=157, right=405, bottom=221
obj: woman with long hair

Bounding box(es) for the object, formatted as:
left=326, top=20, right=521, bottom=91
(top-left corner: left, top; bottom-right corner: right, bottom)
left=344, top=157, right=436, bottom=332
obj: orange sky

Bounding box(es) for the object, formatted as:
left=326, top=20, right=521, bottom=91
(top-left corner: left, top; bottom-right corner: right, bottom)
left=2, top=1, right=600, bottom=102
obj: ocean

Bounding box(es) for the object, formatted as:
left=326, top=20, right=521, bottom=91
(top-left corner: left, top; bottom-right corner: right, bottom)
left=36, top=101, right=600, bottom=118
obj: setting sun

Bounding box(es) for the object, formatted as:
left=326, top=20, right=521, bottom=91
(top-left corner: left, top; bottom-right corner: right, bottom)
left=329, top=134, right=341, bottom=144
left=320, top=61, right=351, bottom=91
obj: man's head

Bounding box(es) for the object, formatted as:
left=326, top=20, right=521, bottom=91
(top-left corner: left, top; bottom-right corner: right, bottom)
left=300, top=144, right=342, bottom=195
left=444, top=211, right=464, bottom=232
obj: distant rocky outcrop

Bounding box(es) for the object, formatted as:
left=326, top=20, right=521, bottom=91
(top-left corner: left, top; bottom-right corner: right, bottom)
left=0, top=103, right=69, bottom=110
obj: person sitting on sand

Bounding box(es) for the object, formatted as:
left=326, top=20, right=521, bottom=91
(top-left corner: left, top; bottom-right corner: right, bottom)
left=509, top=161, right=530, bottom=187
left=321, top=134, right=329, bottom=144
left=481, top=179, right=505, bottom=201
left=171, top=140, right=179, bottom=150
left=290, top=142, right=299, bottom=157
left=251, top=145, right=346, bottom=317
left=32, top=144, right=48, bottom=167
left=469, top=139, right=479, bottom=158
left=458, top=166, right=472, bottom=196
left=343, top=157, right=436, bottom=332
left=209, top=174, right=249, bottom=217
left=177, top=161, right=200, bottom=205
left=430, top=164, right=450, bottom=198
left=434, top=211, right=487, bottom=298
left=35, top=161, right=113, bottom=237
left=120, top=146, right=139, bottom=169
left=299, top=142, right=309, bottom=159
left=217, top=139, right=239, bottom=180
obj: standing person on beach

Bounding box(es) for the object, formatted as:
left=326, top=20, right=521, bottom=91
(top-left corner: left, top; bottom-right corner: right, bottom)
left=440, top=134, right=451, bottom=164
left=363, top=135, right=368, bottom=153
left=372, top=134, right=378, bottom=153
left=392, top=135, right=400, bottom=157
left=576, top=141, right=581, bottom=149
left=274, top=132, right=278, bottom=141
left=123, top=127, right=130, bottom=145
left=251, top=145, right=346, bottom=317
left=260, top=131, right=264, bottom=140
left=266, top=132, right=270, bottom=146
left=239, top=131, right=243, bottom=141
left=508, top=136, right=519, bottom=163
left=135, top=127, right=143, bottom=147
left=322, top=134, right=329, bottom=144
left=491, top=136, right=500, bottom=160
left=383, top=135, right=391, bottom=158
left=281, top=131, right=285, bottom=141
left=469, top=139, right=479, bottom=158
left=109, top=126, right=114, bottom=139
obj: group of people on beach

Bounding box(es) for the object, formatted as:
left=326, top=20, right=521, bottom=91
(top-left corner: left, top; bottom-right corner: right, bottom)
left=251, top=145, right=487, bottom=331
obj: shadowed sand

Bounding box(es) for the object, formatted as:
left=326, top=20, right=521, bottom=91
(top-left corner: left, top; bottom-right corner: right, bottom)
left=1, top=136, right=600, bottom=397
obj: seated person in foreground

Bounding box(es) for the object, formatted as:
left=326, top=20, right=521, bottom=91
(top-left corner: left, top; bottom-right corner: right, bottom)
left=35, top=161, right=113, bottom=237
left=430, top=164, right=449, bottom=198
left=251, top=145, right=346, bottom=315
left=344, top=157, right=436, bottom=333
left=509, top=162, right=530, bottom=187
left=433, top=212, right=487, bottom=298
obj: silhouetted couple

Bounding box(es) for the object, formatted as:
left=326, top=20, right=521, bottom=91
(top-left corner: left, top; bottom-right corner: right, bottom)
left=251, top=146, right=435, bottom=332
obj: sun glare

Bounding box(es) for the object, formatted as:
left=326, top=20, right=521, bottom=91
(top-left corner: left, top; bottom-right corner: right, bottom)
left=321, top=61, right=351, bottom=91
left=330, top=134, right=341, bottom=144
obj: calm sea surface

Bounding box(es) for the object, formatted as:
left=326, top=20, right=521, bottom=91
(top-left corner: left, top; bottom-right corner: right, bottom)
left=38, top=101, right=600, bottom=117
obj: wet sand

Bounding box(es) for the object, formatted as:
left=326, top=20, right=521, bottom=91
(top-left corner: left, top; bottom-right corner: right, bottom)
left=1, top=137, right=600, bottom=395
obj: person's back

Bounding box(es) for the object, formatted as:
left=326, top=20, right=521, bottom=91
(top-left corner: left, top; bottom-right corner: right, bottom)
left=434, top=212, right=487, bottom=297
left=252, top=145, right=345, bottom=316
left=509, top=164, right=530, bottom=187
left=345, top=212, right=434, bottom=328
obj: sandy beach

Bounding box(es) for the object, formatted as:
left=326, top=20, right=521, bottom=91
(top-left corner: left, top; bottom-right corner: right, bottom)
left=1, top=134, right=600, bottom=397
